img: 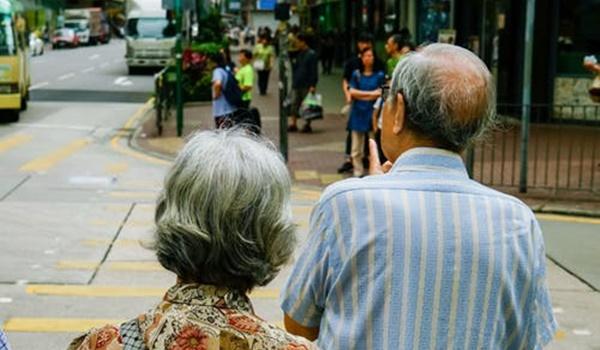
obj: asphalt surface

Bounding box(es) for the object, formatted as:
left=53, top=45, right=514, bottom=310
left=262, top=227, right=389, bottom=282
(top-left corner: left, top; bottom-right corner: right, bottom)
left=0, top=42, right=598, bottom=349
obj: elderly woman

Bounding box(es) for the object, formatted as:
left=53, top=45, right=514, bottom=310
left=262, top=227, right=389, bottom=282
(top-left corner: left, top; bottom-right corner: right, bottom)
left=68, top=129, right=316, bottom=350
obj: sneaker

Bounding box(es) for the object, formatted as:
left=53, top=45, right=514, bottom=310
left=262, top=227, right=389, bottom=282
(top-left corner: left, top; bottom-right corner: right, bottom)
left=337, top=161, right=353, bottom=174
left=287, top=125, right=298, bottom=132
left=300, top=124, right=313, bottom=133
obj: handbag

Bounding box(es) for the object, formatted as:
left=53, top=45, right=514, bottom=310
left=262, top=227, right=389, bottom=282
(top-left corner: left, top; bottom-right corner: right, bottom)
left=253, top=59, right=265, bottom=71
left=300, top=93, right=324, bottom=121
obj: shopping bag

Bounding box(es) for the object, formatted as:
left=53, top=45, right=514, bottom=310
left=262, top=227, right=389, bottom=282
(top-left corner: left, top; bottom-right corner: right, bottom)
left=300, top=92, right=324, bottom=121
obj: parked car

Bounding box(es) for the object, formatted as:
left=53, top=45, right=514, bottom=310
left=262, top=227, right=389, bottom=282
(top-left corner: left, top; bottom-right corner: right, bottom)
left=52, top=28, right=80, bottom=49
left=29, top=33, right=44, bottom=56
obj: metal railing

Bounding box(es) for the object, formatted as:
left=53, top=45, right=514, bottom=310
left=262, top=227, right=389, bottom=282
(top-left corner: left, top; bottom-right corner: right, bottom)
left=466, top=104, right=600, bottom=198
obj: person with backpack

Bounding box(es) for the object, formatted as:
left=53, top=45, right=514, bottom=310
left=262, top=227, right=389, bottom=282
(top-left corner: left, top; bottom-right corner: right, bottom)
left=210, top=51, right=242, bottom=128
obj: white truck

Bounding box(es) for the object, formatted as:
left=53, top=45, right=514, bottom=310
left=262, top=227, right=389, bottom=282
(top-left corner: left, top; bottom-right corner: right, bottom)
left=64, top=8, right=109, bottom=45
left=125, top=0, right=176, bottom=74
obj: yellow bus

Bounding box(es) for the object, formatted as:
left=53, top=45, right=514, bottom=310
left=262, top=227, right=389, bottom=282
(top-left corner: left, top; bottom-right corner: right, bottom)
left=0, top=0, right=30, bottom=122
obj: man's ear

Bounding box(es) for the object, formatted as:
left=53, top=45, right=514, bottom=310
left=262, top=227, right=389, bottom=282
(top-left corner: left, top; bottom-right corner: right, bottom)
left=392, top=93, right=406, bottom=135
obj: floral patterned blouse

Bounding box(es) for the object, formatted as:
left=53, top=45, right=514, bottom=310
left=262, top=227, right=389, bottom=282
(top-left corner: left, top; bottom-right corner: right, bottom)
left=68, top=284, right=317, bottom=350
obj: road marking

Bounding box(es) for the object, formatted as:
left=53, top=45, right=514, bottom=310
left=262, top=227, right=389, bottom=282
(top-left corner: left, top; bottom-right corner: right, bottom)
left=114, top=76, right=133, bottom=86
left=29, top=81, right=49, bottom=90
left=20, top=138, right=90, bottom=173
left=320, top=173, right=345, bottom=185
left=573, top=329, right=592, bottom=336
left=55, top=260, right=163, bottom=271
left=81, top=67, right=95, bottom=73
left=553, top=307, right=564, bottom=314
left=295, top=170, right=319, bottom=181
left=110, top=98, right=171, bottom=165
left=57, top=73, right=76, bottom=81
left=555, top=330, right=567, bottom=340
left=108, top=191, right=157, bottom=199
left=90, top=218, right=153, bottom=227
left=82, top=239, right=144, bottom=247
left=13, top=123, right=94, bottom=131
left=89, top=54, right=100, bottom=60
left=4, top=318, right=123, bottom=333
left=26, top=285, right=279, bottom=299
left=106, top=162, right=129, bottom=174
left=0, top=297, right=12, bottom=303
left=536, top=213, right=600, bottom=225
left=0, top=133, right=32, bottom=154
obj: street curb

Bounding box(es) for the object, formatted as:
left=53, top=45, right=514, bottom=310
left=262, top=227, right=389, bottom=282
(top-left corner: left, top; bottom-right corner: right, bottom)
left=128, top=105, right=176, bottom=163
left=127, top=108, right=600, bottom=219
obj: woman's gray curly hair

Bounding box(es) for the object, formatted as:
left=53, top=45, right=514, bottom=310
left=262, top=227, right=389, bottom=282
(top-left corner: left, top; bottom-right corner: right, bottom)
left=152, top=128, right=295, bottom=291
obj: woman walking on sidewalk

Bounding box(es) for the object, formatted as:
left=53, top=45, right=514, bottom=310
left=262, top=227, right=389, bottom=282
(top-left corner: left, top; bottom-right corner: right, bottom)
left=253, top=35, right=275, bottom=95
left=348, top=47, right=385, bottom=177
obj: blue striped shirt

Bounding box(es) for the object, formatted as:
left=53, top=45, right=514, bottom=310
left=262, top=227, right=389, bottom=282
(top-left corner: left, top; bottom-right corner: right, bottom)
left=0, top=330, right=10, bottom=350
left=282, top=147, right=557, bottom=350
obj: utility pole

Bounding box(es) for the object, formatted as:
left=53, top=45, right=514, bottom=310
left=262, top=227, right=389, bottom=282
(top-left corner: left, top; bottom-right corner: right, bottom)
left=277, top=17, right=289, bottom=162
left=175, top=0, right=184, bottom=137
left=519, top=0, right=536, bottom=193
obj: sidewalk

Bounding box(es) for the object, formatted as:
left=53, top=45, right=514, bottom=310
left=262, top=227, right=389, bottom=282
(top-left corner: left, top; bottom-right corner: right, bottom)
left=133, top=66, right=600, bottom=217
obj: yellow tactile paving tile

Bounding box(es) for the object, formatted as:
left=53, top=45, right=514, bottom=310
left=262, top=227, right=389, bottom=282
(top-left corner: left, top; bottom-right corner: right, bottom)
left=294, top=170, right=319, bottom=181
left=0, top=133, right=32, bottom=154
left=20, top=138, right=90, bottom=172
left=536, top=213, right=600, bottom=225
left=26, top=285, right=279, bottom=299
left=320, top=173, right=345, bottom=185
left=4, top=318, right=124, bottom=333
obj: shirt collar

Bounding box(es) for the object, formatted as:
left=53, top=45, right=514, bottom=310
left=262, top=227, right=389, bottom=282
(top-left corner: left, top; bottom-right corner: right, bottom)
left=164, top=283, right=254, bottom=314
left=389, top=147, right=468, bottom=178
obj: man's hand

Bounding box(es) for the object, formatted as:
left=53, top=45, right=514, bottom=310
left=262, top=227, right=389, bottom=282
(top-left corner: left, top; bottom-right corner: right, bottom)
left=284, top=314, right=319, bottom=341
left=369, top=139, right=393, bottom=175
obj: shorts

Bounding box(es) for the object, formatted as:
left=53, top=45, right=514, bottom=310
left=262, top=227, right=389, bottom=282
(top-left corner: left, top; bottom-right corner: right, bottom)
left=291, top=88, right=309, bottom=117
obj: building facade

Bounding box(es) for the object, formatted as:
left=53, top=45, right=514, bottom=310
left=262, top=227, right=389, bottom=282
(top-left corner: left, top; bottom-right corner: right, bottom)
left=305, top=0, right=599, bottom=109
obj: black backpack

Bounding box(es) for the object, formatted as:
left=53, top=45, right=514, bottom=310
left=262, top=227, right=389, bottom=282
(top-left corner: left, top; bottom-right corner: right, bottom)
left=220, top=67, right=244, bottom=108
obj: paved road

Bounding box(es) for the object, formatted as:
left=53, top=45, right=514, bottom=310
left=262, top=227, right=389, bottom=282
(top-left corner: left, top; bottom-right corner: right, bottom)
left=0, top=42, right=598, bottom=349
left=29, top=40, right=154, bottom=102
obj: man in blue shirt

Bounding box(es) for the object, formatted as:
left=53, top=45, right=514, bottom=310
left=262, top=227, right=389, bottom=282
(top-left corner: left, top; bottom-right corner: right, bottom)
left=282, top=43, right=557, bottom=349
left=210, top=51, right=238, bottom=128
left=0, top=330, right=11, bottom=350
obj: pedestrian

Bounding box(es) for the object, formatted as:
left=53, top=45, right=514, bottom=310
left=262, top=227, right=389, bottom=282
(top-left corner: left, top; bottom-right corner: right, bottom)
left=583, top=55, right=600, bottom=103
left=348, top=47, right=385, bottom=177
left=68, top=129, right=318, bottom=350
left=288, top=32, right=318, bottom=133
left=0, top=329, right=11, bottom=350
left=209, top=52, right=238, bottom=128
left=253, top=35, right=275, bottom=95
left=235, top=49, right=254, bottom=109
left=281, top=43, right=557, bottom=349
left=385, top=34, right=410, bottom=77
left=338, top=32, right=386, bottom=174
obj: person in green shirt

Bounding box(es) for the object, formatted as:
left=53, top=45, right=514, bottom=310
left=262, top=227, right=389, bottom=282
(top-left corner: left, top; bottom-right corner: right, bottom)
left=235, top=49, right=254, bottom=108
left=385, top=34, right=413, bottom=77
left=253, top=35, right=275, bottom=95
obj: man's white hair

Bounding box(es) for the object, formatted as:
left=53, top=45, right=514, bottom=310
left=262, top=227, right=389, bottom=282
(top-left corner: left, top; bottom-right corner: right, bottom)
left=389, top=43, right=496, bottom=151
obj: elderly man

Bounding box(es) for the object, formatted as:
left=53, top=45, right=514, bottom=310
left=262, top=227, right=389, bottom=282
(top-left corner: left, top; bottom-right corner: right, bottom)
left=282, top=44, right=557, bottom=349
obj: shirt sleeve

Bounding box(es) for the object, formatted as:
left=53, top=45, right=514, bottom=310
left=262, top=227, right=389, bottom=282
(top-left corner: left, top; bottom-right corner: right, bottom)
left=212, top=68, right=223, bottom=84
left=349, top=71, right=359, bottom=89
left=281, top=200, right=336, bottom=328
left=530, top=219, right=558, bottom=346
